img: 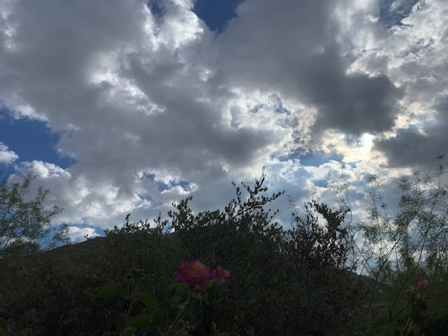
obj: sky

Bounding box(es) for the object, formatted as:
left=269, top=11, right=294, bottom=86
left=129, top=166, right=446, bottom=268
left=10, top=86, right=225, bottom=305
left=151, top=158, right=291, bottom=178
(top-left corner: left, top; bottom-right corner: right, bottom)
left=0, top=0, right=447, bottom=243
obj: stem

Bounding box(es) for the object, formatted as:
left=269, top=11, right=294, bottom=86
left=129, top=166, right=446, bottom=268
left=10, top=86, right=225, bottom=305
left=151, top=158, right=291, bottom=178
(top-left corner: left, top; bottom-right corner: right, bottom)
left=164, top=303, right=187, bottom=336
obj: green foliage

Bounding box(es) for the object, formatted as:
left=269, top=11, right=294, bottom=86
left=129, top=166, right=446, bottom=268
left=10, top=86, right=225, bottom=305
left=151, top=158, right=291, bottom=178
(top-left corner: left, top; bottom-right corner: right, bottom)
left=94, top=269, right=164, bottom=336
left=0, top=172, right=366, bottom=335
left=358, top=162, right=448, bottom=284
left=0, top=320, right=12, bottom=336
left=370, top=282, right=430, bottom=335
left=332, top=158, right=448, bottom=335
left=150, top=173, right=365, bottom=335
left=0, top=170, right=69, bottom=257
left=94, top=264, right=231, bottom=336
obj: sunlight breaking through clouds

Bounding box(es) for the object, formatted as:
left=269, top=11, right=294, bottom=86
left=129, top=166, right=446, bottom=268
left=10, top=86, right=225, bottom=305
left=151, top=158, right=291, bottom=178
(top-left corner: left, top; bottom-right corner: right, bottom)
left=0, top=0, right=446, bottom=240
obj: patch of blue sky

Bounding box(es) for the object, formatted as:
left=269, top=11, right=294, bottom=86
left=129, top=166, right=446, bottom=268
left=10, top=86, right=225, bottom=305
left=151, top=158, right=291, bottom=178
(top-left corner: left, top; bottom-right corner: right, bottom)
left=65, top=219, right=104, bottom=241
left=249, top=104, right=264, bottom=113
left=37, top=223, right=76, bottom=247
left=158, top=180, right=190, bottom=192
left=137, top=193, right=154, bottom=202
left=141, top=172, right=190, bottom=192
left=270, top=94, right=290, bottom=115
left=343, top=161, right=357, bottom=169
left=299, top=152, right=343, bottom=167
left=314, top=178, right=328, bottom=188
left=0, top=109, right=75, bottom=170
left=147, top=0, right=164, bottom=25
left=378, top=0, right=420, bottom=29
left=141, top=172, right=168, bottom=192
left=193, top=0, right=243, bottom=34
left=274, top=103, right=289, bottom=115
left=157, top=180, right=170, bottom=192
left=0, top=162, right=16, bottom=177
left=142, top=172, right=156, bottom=181
left=276, top=151, right=301, bottom=162
left=276, top=151, right=344, bottom=166
left=76, top=218, right=106, bottom=237
left=147, top=0, right=163, bottom=17
left=178, top=180, right=190, bottom=191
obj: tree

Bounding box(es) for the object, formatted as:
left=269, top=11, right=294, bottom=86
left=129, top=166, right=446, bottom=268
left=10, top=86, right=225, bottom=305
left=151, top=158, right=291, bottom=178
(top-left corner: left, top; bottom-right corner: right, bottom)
left=149, top=172, right=365, bottom=335
left=0, top=172, right=366, bottom=335
left=0, top=170, right=69, bottom=256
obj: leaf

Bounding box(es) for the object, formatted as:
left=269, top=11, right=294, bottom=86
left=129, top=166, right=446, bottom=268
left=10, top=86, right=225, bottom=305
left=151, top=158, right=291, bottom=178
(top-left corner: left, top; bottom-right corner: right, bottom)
left=170, top=297, right=181, bottom=309
left=116, top=317, right=124, bottom=334
left=174, top=331, right=190, bottom=336
left=171, top=283, right=189, bottom=292
left=93, top=284, right=126, bottom=298
left=139, top=293, right=158, bottom=315
left=133, top=278, right=149, bottom=297
left=244, top=325, right=255, bottom=336
left=0, top=321, right=12, bottom=336
left=121, top=327, right=137, bottom=336
left=151, top=312, right=163, bottom=329
left=127, top=314, right=160, bottom=329
left=370, top=315, right=390, bottom=329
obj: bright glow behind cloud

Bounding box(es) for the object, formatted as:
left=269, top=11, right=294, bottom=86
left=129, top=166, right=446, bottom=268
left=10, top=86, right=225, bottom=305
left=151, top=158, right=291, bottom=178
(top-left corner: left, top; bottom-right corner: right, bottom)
left=0, top=0, right=446, bottom=240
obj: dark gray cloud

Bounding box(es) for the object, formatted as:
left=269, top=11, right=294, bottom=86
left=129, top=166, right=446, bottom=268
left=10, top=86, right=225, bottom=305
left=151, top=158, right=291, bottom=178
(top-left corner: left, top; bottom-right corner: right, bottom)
left=374, top=95, right=448, bottom=169
left=374, top=127, right=446, bottom=168
left=209, top=0, right=403, bottom=139
left=0, top=0, right=446, bottom=236
left=303, top=48, right=404, bottom=136
left=368, top=0, right=448, bottom=170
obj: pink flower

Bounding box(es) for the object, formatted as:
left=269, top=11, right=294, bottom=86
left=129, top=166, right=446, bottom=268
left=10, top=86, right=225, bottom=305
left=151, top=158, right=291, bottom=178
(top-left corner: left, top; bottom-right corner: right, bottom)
left=211, top=266, right=230, bottom=284
left=175, top=260, right=211, bottom=287
left=174, top=261, right=230, bottom=292
left=414, top=279, right=429, bottom=289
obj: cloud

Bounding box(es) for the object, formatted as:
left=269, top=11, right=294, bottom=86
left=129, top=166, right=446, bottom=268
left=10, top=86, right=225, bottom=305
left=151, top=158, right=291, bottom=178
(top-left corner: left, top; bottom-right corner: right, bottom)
left=307, top=62, right=404, bottom=136
left=367, top=0, right=448, bottom=167
left=0, top=142, right=18, bottom=163
left=206, top=0, right=403, bottom=138
left=68, top=226, right=99, bottom=242
left=374, top=124, right=448, bottom=169
left=0, top=0, right=446, bottom=240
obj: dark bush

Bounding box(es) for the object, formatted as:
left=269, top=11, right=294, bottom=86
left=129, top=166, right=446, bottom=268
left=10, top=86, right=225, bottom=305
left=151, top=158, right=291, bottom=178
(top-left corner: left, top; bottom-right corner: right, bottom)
left=0, top=173, right=367, bottom=335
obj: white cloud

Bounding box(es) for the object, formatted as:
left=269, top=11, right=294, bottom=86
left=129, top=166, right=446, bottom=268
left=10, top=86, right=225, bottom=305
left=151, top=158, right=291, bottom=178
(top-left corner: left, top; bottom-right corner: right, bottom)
left=68, top=226, right=99, bottom=242
left=0, top=142, right=18, bottom=163
left=0, top=0, right=446, bottom=239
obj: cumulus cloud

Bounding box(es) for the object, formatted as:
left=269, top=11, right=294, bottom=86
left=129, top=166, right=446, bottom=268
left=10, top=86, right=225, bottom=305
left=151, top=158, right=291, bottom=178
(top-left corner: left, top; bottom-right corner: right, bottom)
left=0, top=0, right=446, bottom=239
left=356, top=0, right=448, bottom=167
left=0, top=142, right=18, bottom=163
left=207, top=0, right=403, bottom=139
left=68, top=226, right=99, bottom=242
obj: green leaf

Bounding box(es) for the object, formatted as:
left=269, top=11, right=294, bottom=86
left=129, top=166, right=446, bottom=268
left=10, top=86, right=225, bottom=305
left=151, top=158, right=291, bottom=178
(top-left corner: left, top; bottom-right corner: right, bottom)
left=370, top=315, right=390, bottom=329
left=152, top=312, right=163, bottom=329
left=93, top=284, right=126, bottom=298
left=244, top=325, right=255, bottom=336
left=170, top=297, right=181, bottom=309
left=116, top=317, right=124, bottom=333
left=127, top=314, right=159, bottom=329
left=171, top=283, right=189, bottom=292
left=121, top=327, right=137, bottom=336
left=139, top=293, right=158, bottom=315
left=0, top=321, right=12, bottom=336
left=134, top=278, right=149, bottom=295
